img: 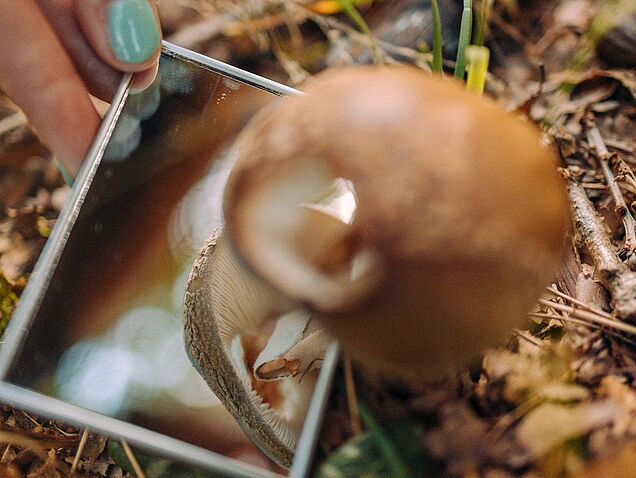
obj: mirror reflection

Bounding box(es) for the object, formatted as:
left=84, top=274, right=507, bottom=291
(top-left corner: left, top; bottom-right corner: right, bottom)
left=7, top=50, right=288, bottom=471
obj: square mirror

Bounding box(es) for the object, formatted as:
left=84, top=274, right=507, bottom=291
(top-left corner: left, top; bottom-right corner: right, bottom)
left=0, top=43, right=336, bottom=478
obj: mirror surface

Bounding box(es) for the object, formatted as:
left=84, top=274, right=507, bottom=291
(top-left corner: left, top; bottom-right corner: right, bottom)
left=6, top=50, right=288, bottom=471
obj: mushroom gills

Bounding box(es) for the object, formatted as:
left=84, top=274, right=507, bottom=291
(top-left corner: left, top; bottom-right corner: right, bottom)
left=185, top=230, right=325, bottom=466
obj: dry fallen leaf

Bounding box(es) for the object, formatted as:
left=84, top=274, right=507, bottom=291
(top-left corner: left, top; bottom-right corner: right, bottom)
left=425, top=402, right=488, bottom=476
left=516, top=401, right=619, bottom=459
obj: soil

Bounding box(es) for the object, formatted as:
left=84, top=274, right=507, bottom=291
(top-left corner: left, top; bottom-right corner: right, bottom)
left=1, top=0, right=635, bottom=476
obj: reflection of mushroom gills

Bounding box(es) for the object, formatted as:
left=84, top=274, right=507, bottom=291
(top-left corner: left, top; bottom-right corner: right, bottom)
left=183, top=230, right=326, bottom=467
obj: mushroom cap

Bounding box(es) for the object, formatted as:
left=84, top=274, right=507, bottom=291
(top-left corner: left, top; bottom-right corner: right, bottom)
left=183, top=231, right=316, bottom=467
left=223, top=65, right=568, bottom=373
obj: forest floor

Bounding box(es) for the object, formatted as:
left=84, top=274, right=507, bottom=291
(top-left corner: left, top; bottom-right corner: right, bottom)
left=1, top=0, right=635, bottom=476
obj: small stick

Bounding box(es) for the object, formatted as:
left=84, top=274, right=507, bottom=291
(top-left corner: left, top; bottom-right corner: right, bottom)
left=538, top=298, right=636, bottom=336
left=584, top=112, right=636, bottom=252
left=70, top=429, right=89, bottom=476
left=343, top=351, right=362, bottom=436
left=546, top=285, right=615, bottom=320
left=0, top=445, right=11, bottom=463
left=566, top=179, right=636, bottom=320
left=512, top=330, right=545, bottom=348
left=530, top=312, right=636, bottom=346
left=121, top=440, right=146, bottom=478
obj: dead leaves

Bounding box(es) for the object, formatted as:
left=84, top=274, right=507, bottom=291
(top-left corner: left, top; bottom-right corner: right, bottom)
left=425, top=402, right=489, bottom=476
left=516, top=401, right=617, bottom=459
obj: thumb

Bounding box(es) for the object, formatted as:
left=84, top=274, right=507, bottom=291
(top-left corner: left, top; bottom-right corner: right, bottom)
left=74, top=0, right=162, bottom=72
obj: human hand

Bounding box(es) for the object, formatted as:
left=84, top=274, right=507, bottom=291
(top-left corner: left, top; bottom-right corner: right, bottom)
left=0, top=0, right=162, bottom=177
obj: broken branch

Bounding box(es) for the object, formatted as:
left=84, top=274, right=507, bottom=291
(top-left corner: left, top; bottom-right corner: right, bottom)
left=566, top=178, right=636, bottom=320
left=584, top=112, right=636, bottom=252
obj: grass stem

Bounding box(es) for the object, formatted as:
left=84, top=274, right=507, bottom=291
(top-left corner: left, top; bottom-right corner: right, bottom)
left=359, top=404, right=410, bottom=478
left=465, top=45, right=490, bottom=94
left=336, top=0, right=383, bottom=64
left=473, top=0, right=493, bottom=46
left=454, top=0, right=473, bottom=78
left=430, top=0, right=443, bottom=72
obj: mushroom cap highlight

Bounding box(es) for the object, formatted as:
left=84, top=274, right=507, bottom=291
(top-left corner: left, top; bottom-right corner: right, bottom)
left=223, top=65, right=568, bottom=374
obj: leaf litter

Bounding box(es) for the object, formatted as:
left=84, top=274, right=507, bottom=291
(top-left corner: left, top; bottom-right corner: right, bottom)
left=1, top=0, right=636, bottom=476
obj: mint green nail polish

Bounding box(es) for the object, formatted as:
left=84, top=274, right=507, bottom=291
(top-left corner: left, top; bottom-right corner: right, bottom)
left=108, top=0, right=160, bottom=63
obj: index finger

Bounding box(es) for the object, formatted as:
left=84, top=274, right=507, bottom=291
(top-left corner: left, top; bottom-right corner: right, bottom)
left=0, top=0, right=100, bottom=177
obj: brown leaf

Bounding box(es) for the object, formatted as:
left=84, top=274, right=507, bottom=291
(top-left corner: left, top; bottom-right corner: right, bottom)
left=580, top=441, right=636, bottom=478
left=0, top=463, right=21, bottom=478
left=516, top=402, right=618, bottom=459
left=425, top=402, right=488, bottom=476
left=26, top=449, right=65, bottom=478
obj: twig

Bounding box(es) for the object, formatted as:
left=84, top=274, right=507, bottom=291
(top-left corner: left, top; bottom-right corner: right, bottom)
left=566, top=178, right=636, bottom=320
left=336, top=0, right=383, bottom=65
left=538, top=298, right=636, bottom=336
left=584, top=112, right=636, bottom=252
left=292, top=4, right=430, bottom=68
left=0, top=445, right=11, bottom=462
left=546, top=285, right=614, bottom=320
left=70, top=429, right=89, bottom=476
left=343, top=352, right=362, bottom=436
left=530, top=311, right=636, bottom=346
left=513, top=329, right=545, bottom=348
left=0, top=431, right=53, bottom=459
left=121, top=440, right=146, bottom=478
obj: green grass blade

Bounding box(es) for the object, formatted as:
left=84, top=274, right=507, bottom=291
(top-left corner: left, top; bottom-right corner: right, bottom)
left=54, top=158, right=74, bottom=187
left=359, top=404, right=410, bottom=478
left=474, top=0, right=493, bottom=46
left=337, top=0, right=383, bottom=64
left=454, top=0, right=473, bottom=78
left=430, top=0, right=443, bottom=72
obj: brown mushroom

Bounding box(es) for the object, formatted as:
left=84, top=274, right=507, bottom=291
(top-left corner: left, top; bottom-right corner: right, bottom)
left=183, top=229, right=328, bottom=466
left=222, top=65, right=568, bottom=375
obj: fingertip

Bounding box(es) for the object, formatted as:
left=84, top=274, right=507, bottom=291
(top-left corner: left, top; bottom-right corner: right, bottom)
left=129, top=61, right=159, bottom=93
left=75, top=0, right=162, bottom=73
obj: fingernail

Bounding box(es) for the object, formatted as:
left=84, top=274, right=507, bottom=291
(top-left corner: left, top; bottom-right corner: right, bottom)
left=108, top=0, right=161, bottom=63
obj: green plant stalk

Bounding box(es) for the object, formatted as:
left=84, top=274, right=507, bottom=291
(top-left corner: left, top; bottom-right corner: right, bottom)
left=430, top=0, right=443, bottom=72
left=359, top=404, right=410, bottom=478
left=473, top=0, right=493, bottom=46
left=466, top=45, right=490, bottom=94
left=55, top=158, right=74, bottom=187
left=454, top=0, right=473, bottom=78
left=336, top=0, right=383, bottom=64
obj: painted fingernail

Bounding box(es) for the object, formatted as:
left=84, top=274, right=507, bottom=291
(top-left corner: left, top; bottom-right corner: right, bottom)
left=108, top=0, right=161, bottom=63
